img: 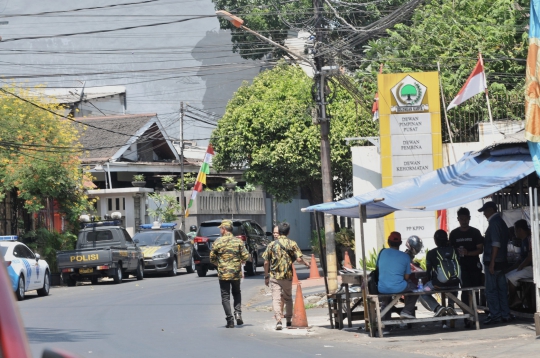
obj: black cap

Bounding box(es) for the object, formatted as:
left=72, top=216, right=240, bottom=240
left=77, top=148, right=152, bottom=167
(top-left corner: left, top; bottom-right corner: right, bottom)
left=478, top=201, right=497, bottom=212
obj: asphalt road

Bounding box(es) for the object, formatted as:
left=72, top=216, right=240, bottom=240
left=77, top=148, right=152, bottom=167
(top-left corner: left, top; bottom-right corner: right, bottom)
left=17, top=269, right=417, bottom=358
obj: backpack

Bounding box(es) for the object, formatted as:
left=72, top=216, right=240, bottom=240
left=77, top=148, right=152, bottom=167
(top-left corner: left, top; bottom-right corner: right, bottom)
left=367, top=248, right=385, bottom=294
left=434, top=248, right=461, bottom=286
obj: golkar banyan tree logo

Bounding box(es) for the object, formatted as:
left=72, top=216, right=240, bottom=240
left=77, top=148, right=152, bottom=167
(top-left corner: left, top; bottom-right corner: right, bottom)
left=390, top=75, right=428, bottom=113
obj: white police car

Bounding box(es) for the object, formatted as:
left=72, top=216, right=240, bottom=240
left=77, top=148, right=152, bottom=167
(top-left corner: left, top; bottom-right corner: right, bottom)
left=0, top=236, right=50, bottom=300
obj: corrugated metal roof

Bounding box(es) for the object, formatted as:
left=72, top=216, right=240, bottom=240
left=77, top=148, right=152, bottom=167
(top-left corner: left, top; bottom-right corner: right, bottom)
left=481, top=128, right=527, bottom=153
left=28, top=86, right=126, bottom=104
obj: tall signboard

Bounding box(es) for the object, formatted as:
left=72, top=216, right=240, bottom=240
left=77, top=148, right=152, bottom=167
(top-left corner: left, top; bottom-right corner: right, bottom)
left=378, top=72, right=442, bottom=250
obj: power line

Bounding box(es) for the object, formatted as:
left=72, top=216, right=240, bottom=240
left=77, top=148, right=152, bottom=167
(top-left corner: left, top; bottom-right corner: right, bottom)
left=0, top=14, right=213, bottom=42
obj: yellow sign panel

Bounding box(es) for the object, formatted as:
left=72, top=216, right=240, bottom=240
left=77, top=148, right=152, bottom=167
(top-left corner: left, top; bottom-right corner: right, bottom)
left=377, top=72, right=442, bottom=242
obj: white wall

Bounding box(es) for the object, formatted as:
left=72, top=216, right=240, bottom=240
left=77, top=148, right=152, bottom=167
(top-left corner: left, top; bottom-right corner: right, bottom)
left=351, top=136, right=500, bottom=260
left=352, top=146, right=383, bottom=265
left=88, top=188, right=154, bottom=237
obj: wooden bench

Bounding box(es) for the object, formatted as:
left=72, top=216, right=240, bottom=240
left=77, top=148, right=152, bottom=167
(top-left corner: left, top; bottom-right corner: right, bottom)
left=511, top=278, right=536, bottom=318
left=366, top=286, right=484, bottom=338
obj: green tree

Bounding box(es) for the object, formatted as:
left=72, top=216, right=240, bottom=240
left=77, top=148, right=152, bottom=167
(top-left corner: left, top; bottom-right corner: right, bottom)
left=0, top=88, right=93, bottom=226
left=361, top=0, right=528, bottom=97
left=148, top=193, right=183, bottom=223
left=211, top=62, right=376, bottom=204
left=211, top=0, right=410, bottom=61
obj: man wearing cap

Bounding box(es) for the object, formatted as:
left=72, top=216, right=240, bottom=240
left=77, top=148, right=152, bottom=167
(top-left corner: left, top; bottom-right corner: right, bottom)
left=210, top=220, right=250, bottom=328
left=378, top=231, right=419, bottom=319
left=478, top=201, right=511, bottom=324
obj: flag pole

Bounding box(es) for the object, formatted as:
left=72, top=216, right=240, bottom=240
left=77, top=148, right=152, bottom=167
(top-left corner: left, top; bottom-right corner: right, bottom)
left=372, top=63, right=384, bottom=121
left=479, top=53, right=496, bottom=142
left=437, top=61, right=457, bottom=163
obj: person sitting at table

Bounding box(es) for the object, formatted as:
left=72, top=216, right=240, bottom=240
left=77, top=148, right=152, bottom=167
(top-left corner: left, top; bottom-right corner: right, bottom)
left=506, top=219, right=533, bottom=309
left=420, top=229, right=462, bottom=317
left=378, top=231, right=419, bottom=319
left=400, top=235, right=425, bottom=289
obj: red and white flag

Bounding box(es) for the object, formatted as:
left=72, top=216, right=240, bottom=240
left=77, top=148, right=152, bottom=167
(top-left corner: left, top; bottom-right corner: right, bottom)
left=447, top=56, right=487, bottom=111
left=436, top=209, right=448, bottom=232
left=372, top=63, right=384, bottom=121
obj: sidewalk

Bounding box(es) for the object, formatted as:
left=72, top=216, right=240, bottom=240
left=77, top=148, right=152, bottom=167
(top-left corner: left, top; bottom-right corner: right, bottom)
left=246, top=275, right=539, bottom=358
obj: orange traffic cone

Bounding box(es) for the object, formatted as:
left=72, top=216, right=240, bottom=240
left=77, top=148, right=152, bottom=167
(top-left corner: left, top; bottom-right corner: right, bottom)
left=292, top=264, right=299, bottom=285
left=290, top=283, right=309, bottom=328
left=308, top=254, right=321, bottom=279
left=343, top=251, right=353, bottom=269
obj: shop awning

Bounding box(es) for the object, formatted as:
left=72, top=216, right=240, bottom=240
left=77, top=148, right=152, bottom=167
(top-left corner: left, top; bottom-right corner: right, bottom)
left=302, top=148, right=534, bottom=218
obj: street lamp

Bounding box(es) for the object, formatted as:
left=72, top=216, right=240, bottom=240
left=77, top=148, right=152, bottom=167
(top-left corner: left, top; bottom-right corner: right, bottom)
left=215, top=10, right=315, bottom=71
left=216, top=10, right=338, bottom=292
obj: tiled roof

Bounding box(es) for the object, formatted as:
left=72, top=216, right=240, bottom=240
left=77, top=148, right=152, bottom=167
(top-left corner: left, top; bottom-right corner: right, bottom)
left=76, top=113, right=156, bottom=161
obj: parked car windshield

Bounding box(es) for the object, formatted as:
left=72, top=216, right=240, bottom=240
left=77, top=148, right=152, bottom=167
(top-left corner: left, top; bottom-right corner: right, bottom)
left=133, top=232, right=173, bottom=246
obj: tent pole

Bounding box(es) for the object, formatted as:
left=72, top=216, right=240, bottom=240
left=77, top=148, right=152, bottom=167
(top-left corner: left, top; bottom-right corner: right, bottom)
left=532, top=187, right=540, bottom=335
left=314, top=212, right=328, bottom=278
left=437, top=61, right=457, bottom=163
left=314, top=212, right=333, bottom=329
left=358, top=204, right=370, bottom=332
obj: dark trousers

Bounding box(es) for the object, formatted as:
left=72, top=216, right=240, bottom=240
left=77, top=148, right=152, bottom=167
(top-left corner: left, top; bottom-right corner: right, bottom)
left=484, top=264, right=510, bottom=320
left=219, top=279, right=241, bottom=320
left=451, top=269, right=483, bottom=307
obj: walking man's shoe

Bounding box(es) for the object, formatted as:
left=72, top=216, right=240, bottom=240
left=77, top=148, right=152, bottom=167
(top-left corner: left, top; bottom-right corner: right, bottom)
left=275, top=321, right=283, bottom=330
left=286, top=320, right=292, bottom=327
left=226, top=318, right=235, bottom=328
left=235, top=313, right=243, bottom=325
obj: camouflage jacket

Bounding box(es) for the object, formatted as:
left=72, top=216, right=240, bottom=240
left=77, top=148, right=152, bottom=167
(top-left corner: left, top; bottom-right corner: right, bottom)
left=210, top=232, right=250, bottom=280
left=262, top=236, right=303, bottom=280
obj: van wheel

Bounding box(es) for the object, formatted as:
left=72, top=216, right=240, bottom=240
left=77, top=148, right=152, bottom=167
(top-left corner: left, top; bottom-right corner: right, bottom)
left=113, top=264, right=123, bottom=284
left=136, top=261, right=144, bottom=280
left=65, top=275, right=76, bottom=287
left=197, top=267, right=207, bottom=277
left=16, top=276, right=25, bottom=301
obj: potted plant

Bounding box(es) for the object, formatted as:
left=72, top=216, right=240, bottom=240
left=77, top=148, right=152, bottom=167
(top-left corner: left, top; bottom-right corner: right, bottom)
left=223, top=177, right=237, bottom=190
left=175, top=173, right=196, bottom=190
left=161, top=175, right=175, bottom=190
left=132, top=174, right=146, bottom=187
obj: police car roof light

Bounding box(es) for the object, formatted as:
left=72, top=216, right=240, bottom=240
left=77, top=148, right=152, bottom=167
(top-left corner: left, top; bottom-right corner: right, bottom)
left=0, top=235, right=18, bottom=241
left=161, top=223, right=177, bottom=229
left=83, top=220, right=122, bottom=228
left=139, top=222, right=177, bottom=230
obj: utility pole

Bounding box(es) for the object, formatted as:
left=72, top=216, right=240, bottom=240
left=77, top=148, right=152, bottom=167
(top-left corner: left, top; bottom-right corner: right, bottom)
left=313, top=0, right=337, bottom=292
left=180, top=102, right=185, bottom=230
left=214, top=7, right=338, bottom=291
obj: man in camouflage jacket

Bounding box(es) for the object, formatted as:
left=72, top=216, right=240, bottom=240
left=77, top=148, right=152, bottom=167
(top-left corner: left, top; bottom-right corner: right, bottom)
left=262, top=222, right=310, bottom=330
left=210, top=220, right=250, bottom=328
